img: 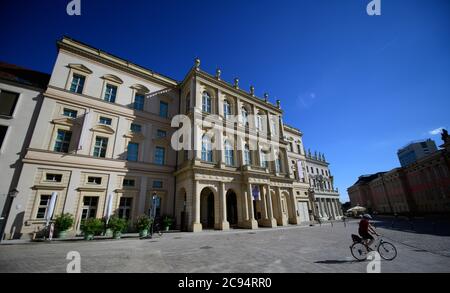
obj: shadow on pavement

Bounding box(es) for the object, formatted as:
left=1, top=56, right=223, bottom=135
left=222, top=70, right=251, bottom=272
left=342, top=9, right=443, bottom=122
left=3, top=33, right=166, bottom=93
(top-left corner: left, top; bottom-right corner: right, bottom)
left=314, top=260, right=361, bottom=264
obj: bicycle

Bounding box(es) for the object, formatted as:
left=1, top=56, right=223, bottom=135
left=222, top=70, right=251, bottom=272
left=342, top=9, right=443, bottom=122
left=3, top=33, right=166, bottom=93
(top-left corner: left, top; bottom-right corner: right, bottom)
left=350, top=234, right=397, bottom=261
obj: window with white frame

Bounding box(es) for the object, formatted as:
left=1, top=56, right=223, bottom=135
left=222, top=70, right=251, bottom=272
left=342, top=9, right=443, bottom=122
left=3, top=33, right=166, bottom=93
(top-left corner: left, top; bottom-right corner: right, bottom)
left=63, top=108, right=78, bottom=118
left=118, top=197, right=132, bottom=220
left=201, top=134, right=213, bottom=162
left=275, top=154, right=282, bottom=173
left=123, top=178, right=135, bottom=187
left=36, top=195, right=51, bottom=219
left=54, top=129, right=72, bottom=153
left=99, top=116, right=112, bottom=125
left=224, top=140, right=234, bottom=166
left=223, top=100, right=232, bottom=119
left=256, top=114, right=263, bottom=131
left=244, top=144, right=251, bottom=165
left=241, top=107, right=249, bottom=126
left=130, top=123, right=142, bottom=133
left=104, top=84, right=117, bottom=103
left=202, top=91, right=212, bottom=113
left=81, top=197, right=98, bottom=219
left=69, top=74, right=85, bottom=94
left=93, top=136, right=108, bottom=158
left=260, top=151, right=269, bottom=168
left=87, top=176, right=102, bottom=185
left=46, top=173, right=62, bottom=182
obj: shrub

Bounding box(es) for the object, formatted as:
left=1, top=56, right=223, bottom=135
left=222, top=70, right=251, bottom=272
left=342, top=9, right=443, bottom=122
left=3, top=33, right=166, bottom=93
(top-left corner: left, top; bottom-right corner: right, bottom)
left=163, top=215, right=174, bottom=229
left=80, top=218, right=103, bottom=235
left=54, top=213, right=74, bottom=232
left=107, top=215, right=128, bottom=233
left=135, top=215, right=152, bottom=232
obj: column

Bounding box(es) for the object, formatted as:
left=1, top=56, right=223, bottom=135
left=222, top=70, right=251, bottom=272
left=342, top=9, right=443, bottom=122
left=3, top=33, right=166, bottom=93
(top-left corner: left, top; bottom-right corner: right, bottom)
left=192, top=180, right=202, bottom=232
left=138, top=176, right=148, bottom=214
left=193, top=118, right=202, bottom=161
left=264, top=185, right=277, bottom=227
left=242, top=184, right=258, bottom=229
left=218, top=182, right=230, bottom=230
left=288, top=189, right=300, bottom=225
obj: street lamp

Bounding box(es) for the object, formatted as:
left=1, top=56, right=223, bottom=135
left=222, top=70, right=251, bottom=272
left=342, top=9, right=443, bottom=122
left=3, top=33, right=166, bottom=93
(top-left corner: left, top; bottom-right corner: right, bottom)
left=0, top=188, right=19, bottom=242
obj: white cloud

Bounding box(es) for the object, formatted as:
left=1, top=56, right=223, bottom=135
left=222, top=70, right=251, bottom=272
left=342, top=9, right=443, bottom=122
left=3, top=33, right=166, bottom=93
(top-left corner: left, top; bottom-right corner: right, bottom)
left=429, top=127, right=444, bottom=136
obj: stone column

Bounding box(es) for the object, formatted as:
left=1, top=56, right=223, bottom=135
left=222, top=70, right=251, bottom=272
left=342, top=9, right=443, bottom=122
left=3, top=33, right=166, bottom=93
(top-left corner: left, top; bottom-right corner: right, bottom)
left=263, top=185, right=277, bottom=227
left=192, top=180, right=202, bottom=232
left=288, top=189, right=300, bottom=225
left=243, top=184, right=258, bottom=229
left=218, top=182, right=230, bottom=230
left=138, top=176, right=148, bottom=214
left=275, top=187, right=288, bottom=226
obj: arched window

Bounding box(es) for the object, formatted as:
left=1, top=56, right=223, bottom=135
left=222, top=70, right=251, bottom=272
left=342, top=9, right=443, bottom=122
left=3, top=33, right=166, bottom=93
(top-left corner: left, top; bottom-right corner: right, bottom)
left=224, top=140, right=234, bottom=166
left=202, top=91, right=212, bottom=113
left=185, top=92, right=190, bottom=113
left=201, top=134, right=213, bottom=162
left=241, top=107, right=249, bottom=126
left=244, top=144, right=251, bottom=166
left=223, top=100, right=232, bottom=119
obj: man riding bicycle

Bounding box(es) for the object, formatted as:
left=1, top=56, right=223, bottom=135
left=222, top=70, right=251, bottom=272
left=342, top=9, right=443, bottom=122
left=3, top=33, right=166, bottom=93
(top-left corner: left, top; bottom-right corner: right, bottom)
left=359, top=214, right=379, bottom=250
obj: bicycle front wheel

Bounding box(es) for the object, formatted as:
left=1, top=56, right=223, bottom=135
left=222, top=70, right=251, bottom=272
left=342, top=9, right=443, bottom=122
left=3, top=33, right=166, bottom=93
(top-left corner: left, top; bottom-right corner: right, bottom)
left=378, top=241, right=397, bottom=261
left=350, top=243, right=368, bottom=261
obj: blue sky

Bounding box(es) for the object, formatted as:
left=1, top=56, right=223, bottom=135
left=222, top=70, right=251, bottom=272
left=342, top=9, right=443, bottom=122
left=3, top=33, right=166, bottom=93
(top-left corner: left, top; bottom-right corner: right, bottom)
left=1, top=0, right=449, bottom=202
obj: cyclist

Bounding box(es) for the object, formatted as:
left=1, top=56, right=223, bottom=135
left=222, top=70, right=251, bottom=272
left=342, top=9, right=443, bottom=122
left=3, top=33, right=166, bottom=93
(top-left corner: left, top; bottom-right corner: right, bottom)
left=358, top=214, right=379, bottom=250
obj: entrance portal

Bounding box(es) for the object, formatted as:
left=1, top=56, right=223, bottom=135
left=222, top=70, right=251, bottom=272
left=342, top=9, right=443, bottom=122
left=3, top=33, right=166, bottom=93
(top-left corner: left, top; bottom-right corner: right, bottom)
left=226, top=190, right=238, bottom=228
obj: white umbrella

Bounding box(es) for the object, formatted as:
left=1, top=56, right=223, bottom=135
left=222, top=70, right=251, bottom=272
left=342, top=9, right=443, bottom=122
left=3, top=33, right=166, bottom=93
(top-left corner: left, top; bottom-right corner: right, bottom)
left=45, top=192, right=58, bottom=226
left=347, top=205, right=366, bottom=212
left=105, top=192, right=114, bottom=224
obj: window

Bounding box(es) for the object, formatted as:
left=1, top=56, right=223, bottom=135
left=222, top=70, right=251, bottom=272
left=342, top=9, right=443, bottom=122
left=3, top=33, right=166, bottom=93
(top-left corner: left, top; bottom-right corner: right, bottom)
left=289, top=142, right=293, bottom=152
left=81, top=197, right=98, bottom=219
left=223, top=100, right=232, bottom=119
left=244, top=144, right=251, bottom=165
left=87, top=176, right=102, bottom=185
left=275, top=155, right=281, bottom=173
left=118, top=197, right=132, bottom=220
left=130, top=123, right=142, bottom=133
left=159, top=101, right=168, bottom=118
left=123, top=179, right=135, bottom=187
left=201, top=135, right=213, bottom=162
left=241, top=107, right=249, bottom=126
left=54, top=129, right=72, bottom=153
left=310, top=167, right=314, bottom=174
left=202, top=91, right=211, bottom=113
left=46, top=174, right=62, bottom=182
left=69, top=74, right=85, bottom=94
left=0, top=90, right=19, bottom=117
left=316, top=168, right=319, bottom=174
left=36, top=195, right=51, bottom=219
left=225, top=140, right=234, bottom=166
left=0, top=125, right=7, bottom=149
left=261, top=151, right=268, bottom=168
left=63, top=108, right=78, bottom=118
left=153, top=180, right=163, bottom=188
left=99, top=116, right=112, bottom=125
left=134, top=93, right=145, bottom=111
left=127, top=142, right=139, bottom=162
left=185, top=94, right=190, bottom=113
left=104, top=84, right=117, bottom=103
left=270, top=120, right=276, bottom=135
left=93, top=137, right=108, bottom=158
left=256, top=114, right=263, bottom=131
left=157, top=129, right=167, bottom=138
left=154, top=147, right=165, bottom=165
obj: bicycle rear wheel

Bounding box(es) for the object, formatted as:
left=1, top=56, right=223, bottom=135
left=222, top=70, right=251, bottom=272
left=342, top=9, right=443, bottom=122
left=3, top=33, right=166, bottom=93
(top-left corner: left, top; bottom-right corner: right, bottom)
left=350, top=243, right=368, bottom=261
left=378, top=241, right=397, bottom=261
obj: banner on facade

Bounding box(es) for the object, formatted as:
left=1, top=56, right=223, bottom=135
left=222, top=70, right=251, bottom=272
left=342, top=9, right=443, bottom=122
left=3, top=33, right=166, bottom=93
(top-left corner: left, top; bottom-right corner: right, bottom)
left=297, top=160, right=304, bottom=180
left=252, top=185, right=260, bottom=200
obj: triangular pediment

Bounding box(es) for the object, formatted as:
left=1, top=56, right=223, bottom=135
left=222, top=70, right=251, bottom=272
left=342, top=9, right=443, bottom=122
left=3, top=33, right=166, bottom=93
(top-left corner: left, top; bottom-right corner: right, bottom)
left=124, top=132, right=145, bottom=141
left=130, top=84, right=150, bottom=93
left=51, top=117, right=77, bottom=126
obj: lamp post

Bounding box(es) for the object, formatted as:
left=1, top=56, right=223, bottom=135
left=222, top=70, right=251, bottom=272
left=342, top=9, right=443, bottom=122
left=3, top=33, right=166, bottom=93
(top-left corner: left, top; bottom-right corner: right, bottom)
left=0, top=188, right=19, bottom=242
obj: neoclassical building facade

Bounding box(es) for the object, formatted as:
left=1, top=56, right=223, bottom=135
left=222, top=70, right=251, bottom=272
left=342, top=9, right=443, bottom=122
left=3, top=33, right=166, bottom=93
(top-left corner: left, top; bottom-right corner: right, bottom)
left=3, top=37, right=342, bottom=239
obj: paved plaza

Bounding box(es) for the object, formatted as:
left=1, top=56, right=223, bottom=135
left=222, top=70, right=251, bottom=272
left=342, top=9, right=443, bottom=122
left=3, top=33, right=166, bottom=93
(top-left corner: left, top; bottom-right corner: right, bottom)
left=0, top=218, right=449, bottom=273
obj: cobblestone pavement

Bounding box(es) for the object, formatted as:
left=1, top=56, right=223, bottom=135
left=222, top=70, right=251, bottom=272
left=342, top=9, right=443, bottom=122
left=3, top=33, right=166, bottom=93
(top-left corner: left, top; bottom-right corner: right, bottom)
left=0, top=219, right=449, bottom=273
